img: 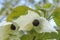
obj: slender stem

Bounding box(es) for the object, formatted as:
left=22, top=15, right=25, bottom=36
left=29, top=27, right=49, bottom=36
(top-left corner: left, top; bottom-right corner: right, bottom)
left=33, top=36, right=36, bottom=40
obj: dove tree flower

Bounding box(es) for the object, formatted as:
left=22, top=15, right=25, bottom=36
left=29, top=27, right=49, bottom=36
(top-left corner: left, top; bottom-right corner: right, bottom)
left=0, top=5, right=58, bottom=40
left=0, top=22, right=24, bottom=40
left=13, top=10, right=57, bottom=33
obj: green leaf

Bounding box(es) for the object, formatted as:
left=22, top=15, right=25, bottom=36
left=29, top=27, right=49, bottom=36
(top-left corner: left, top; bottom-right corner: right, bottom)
left=0, top=7, right=6, bottom=15
left=28, top=0, right=35, bottom=3
left=21, top=34, right=34, bottom=40
left=7, top=6, right=30, bottom=21
left=43, top=3, right=52, bottom=8
left=35, top=32, right=57, bottom=40
left=56, top=30, right=60, bottom=40
left=0, top=12, right=1, bottom=15
left=21, top=29, right=36, bottom=40
left=52, top=7, right=60, bottom=40
left=52, top=7, right=60, bottom=27
left=35, top=4, right=40, bottom=10
left=7, top=6, right=41, bottom=21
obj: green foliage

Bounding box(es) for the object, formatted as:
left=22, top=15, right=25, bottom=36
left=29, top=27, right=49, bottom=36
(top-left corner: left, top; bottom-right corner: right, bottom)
left=7, top=6, right=29, bottom=21
left=43, top=3, right=52, bottom=8
left=28, top=0, right=35, bottom=3
left=35, top=3, right=52, bottom=19
left=21, top=29, right=58, bottom=40
left=0, top=7, right=5, bottom=15
left=53, top=7, right=60, bottom=27
left=52, top=7, right=60, bottom=40
left=35, top=4, right=40, bottom=10
left=0, top=12, right=1, bottom=15
left=21, top=34, right=34, bottom=40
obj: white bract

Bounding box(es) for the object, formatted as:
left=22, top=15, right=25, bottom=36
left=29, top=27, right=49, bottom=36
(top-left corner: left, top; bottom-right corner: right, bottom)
left=0, top=22, right=21, bottom=40
left=14, top=10, right=58, bottom=33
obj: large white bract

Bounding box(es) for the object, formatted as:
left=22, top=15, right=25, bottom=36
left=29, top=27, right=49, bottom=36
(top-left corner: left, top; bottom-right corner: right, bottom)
left=14, top=10, right=58, bottom=33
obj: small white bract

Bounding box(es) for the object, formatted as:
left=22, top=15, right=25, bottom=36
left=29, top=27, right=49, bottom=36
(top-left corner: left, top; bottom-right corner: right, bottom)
left=0, top=22, right=21, bottom=40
